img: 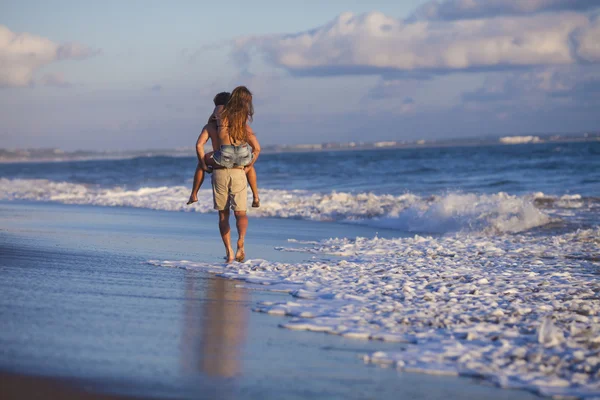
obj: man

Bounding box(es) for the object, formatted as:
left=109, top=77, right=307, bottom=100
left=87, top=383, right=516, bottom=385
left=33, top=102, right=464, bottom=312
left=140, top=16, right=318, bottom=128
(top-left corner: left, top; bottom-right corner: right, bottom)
left=192, top=91, right=261, bottom=262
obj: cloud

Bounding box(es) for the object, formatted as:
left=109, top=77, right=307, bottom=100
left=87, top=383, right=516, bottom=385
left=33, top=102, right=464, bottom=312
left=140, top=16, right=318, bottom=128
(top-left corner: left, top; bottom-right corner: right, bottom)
left=550, top=78, right=600, bottom=101
left=366, top=79, right=420, bottom=100
left=572, top=16, right=600, bottom=62
left=39, top=72, right=72, bottom=88
left=399, top=97, right=416, bottom=114
left=180, top=41, right=229, bottom=64
left=56, top=42, right=101, bottom=60
left=461, top=65, right=600, bottom=112
left=410, top=0, right=598, bottom=21
left=234, top=10, right=600, bottom=78
left=0, top=25, right=99, bottom=88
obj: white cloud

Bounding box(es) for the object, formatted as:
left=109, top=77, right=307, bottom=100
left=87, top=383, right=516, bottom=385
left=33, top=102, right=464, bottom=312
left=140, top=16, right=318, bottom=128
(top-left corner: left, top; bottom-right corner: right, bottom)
left=235, top=10, right=599, bottom=77
left=410, top=0, right=598, bottom=21
left=0, top=25, right=99, bottom=88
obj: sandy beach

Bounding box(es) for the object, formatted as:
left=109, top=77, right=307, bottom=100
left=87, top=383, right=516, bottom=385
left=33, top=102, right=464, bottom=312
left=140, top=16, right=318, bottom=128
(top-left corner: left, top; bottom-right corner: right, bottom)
left=3, top=0, right=599, bottom=396
left=0, top=201, right=545, bottom=399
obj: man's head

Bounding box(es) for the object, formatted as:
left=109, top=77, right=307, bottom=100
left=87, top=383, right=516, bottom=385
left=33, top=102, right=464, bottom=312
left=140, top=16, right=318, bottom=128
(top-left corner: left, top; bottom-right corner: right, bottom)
left=213, top=92, right=231, bottom=106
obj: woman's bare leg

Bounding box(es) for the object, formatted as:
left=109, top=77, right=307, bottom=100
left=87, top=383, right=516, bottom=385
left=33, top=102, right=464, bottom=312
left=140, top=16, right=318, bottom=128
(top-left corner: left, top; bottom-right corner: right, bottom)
left=187, top=163, right=205, bottom=205
left=187, top=152, right=215, bottom=205
left=245, top=166, right=260, bottom=207
left=204, top=152, right=218, bottom=169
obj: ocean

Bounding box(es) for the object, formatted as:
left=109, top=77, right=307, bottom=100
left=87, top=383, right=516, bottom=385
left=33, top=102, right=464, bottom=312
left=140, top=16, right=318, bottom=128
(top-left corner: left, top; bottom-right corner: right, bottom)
left=1, top=141, right=599, bottom=398
left=1, top=141, right=598, bottom=233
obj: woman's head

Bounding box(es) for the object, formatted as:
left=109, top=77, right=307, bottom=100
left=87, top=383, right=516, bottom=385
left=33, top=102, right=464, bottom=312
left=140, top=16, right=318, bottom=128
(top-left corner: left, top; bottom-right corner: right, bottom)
left=222, top=86, right=253, bottom=143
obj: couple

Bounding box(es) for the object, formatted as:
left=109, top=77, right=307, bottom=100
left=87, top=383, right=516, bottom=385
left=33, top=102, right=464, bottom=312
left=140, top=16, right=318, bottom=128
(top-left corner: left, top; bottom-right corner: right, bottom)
left=187, top=86, right=261, bottom=263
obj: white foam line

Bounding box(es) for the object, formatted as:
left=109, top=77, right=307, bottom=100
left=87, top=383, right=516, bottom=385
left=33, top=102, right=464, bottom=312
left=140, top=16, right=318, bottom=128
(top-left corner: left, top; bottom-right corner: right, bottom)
left=1, top=178, right=560, bottom=234
left=151, top=227, right=600, bottom=398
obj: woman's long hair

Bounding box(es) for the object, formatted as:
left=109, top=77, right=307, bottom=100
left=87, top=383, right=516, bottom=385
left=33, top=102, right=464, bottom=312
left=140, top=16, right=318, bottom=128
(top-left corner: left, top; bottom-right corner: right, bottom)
left=221, top=86, right=253, bottom=143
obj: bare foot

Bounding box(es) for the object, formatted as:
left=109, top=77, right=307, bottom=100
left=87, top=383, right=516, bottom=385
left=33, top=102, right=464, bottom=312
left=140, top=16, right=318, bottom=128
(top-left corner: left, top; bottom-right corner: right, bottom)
left=252, top=198, right=260, bottom=208
left=235, top=248, right=245, bottom=262
left=225, top=247, right=235, bottom=263
left=187, top=194, right=198, bottom=205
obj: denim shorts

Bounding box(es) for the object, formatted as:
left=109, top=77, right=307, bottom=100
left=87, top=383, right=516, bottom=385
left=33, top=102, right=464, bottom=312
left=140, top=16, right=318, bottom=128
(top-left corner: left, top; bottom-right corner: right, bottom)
left=212, top=144, right=253, bottom=168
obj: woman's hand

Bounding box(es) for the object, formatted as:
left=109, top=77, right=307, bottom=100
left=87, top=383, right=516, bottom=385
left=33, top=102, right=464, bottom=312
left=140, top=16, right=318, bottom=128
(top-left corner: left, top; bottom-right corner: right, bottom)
left=201, top=162, right=212, bottom=173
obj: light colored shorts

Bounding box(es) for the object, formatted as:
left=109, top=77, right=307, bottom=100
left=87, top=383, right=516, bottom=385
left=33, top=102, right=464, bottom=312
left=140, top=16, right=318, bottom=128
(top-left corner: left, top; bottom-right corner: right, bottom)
left=211, top=168, right=248, bottom=211
left=212, top=144, right=253, bottom=169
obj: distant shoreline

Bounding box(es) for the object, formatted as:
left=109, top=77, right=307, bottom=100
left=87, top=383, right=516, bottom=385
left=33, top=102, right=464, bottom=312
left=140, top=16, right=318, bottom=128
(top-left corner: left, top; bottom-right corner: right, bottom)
left=1, top=132, right=598, bottom=164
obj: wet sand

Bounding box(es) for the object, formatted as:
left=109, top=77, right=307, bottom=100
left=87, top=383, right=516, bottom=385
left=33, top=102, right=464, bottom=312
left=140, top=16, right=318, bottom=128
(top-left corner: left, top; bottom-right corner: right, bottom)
left=0, top=202, right=542, bottom=399
left=0, top=371, right=146, bottom=400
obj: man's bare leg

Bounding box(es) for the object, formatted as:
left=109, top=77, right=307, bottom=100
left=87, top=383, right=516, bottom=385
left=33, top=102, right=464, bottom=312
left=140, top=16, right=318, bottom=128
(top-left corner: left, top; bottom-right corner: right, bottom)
left=245, top=166, right=260, bottom=208
left=187, top=162, right=205, bottom=205
left=234, top=210, right=248, bottom=262
left=218, top=210, right=235, bottom=263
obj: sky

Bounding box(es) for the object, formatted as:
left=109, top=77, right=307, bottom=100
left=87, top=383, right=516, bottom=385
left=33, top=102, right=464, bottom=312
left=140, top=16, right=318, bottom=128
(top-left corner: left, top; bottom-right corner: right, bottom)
left=1, top=0, right=599, bottom=150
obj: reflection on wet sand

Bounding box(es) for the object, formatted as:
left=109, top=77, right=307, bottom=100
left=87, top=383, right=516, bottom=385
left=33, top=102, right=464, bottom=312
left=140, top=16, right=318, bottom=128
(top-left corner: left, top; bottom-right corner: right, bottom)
left=181, top=273, right=248, bottom=379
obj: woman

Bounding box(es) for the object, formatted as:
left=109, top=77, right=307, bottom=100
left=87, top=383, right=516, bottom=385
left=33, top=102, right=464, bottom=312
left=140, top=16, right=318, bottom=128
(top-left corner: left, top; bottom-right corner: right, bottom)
left=210, top=87, right=255, bottom=167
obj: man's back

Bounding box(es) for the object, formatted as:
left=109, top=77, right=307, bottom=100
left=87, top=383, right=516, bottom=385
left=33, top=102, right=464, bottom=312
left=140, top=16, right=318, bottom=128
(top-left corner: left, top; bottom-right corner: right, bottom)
left=205, top=122, right=221, bottom=152
left=205, top=121, right=257, bottom=153
left=213, top=105, right=253, bottom=146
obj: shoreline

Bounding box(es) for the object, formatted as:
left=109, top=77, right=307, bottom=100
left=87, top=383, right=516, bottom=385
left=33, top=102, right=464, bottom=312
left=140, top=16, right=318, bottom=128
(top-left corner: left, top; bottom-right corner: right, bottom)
left=1, top=134, right=598, bottom=164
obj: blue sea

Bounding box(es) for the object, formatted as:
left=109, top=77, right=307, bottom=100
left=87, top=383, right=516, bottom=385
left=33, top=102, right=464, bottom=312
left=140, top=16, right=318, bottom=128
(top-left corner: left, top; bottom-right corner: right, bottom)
left=1, top=141, right=598, bottom=233
left=1, top=141, right=600, bottom=398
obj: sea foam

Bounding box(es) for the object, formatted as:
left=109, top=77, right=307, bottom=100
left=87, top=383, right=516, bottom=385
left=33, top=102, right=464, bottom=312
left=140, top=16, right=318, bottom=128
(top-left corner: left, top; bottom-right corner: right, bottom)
left=0, top=178, right=558, bottom=234
left=151, top=227, right=600, bottom=398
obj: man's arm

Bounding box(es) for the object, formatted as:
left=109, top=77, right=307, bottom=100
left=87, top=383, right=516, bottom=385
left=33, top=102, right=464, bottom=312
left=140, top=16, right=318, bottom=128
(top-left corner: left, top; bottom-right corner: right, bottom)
left=245, top=125, right=261, bottom=169
left=196, top=125, right=210, bottom=171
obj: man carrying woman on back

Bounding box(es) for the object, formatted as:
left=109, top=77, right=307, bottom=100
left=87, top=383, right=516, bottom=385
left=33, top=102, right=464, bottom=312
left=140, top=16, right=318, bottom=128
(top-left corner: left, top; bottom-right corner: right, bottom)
left=187, top=86, right=260, bottom=207
left=187, top=86, right=260, bottom=262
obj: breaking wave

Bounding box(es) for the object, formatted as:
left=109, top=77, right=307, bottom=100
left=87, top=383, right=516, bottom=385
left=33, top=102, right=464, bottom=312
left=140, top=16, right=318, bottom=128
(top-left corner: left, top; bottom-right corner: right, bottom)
left=0, top=178, right=578, bottom=234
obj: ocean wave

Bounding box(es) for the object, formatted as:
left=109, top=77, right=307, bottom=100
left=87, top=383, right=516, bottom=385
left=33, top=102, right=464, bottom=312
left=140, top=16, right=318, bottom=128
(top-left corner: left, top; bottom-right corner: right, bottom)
left=0, top=178, right=580, bottom=234
left=533, top=192, right=600, bottom=209
left=151, top=227, right=600, bottom=398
